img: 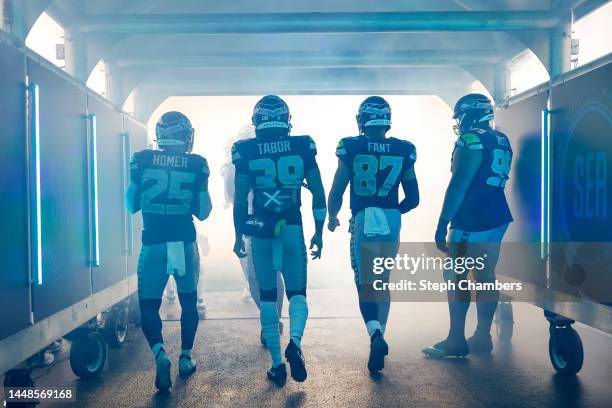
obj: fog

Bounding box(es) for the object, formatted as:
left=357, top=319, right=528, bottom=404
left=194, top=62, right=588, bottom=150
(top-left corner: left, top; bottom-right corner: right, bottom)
left=148, top=95, right=456, bottom=291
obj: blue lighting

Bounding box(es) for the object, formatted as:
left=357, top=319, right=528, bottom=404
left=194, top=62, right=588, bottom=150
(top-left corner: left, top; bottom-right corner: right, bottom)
left=89, top=113, right=100, bottom=267
left=540, top=108, right=551, bottom=260
left=28, top=82, right=43, bottom=286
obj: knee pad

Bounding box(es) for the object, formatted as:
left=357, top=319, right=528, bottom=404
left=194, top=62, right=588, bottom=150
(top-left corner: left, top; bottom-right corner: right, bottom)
left=260, top=288, right=278, bottom=302
left=286, top=289, right=306, bottom=300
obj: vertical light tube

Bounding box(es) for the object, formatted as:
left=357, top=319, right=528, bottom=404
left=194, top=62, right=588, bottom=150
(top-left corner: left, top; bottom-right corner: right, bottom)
left=28, top=82, right=43, bottom=286
left=121, top=132, right=133, bottom=256
left=540, top=107, right=551, bottom=289
left=89, top=113, right=100, bottom=267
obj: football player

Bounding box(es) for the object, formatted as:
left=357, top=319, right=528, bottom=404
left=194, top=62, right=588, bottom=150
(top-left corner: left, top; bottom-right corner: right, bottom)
left=327, top=96, right=419, bottom=374
left=232, top=95, right=326, bottom=386
left=423, top=93, right=513, bottom=358
left=125, top=111, right=212, bottom=391
left=221, top=125, right=285, bottom=344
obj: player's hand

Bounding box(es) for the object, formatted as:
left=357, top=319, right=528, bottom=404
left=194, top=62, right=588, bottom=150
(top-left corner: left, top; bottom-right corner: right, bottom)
left=434, top=219, right=450, bottom=254
left=233, top=236, right=247, bottom=258
left=310, top=232, right=323, bottom=260
left=327, top=217, right=340, bottom=232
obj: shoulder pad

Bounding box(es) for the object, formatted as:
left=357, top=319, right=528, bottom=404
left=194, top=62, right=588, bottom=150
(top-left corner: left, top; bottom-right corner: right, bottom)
left=456, top=132, right=483, bottom=150
left=294, top=135, right=317, bottom=151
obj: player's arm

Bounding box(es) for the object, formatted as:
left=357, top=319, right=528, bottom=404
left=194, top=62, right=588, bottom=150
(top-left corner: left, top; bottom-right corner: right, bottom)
left=305, top=167, right=326, bottom=259
left=125, top=182, right=140, bottom=214
left=125, top=153, right=141, bottom=214
left=327, top=159, right=350, bottom=231
left=399, top=166, right=419, bottom=214
left=232, top=173, right=250, bottom=258
left=194, top=177, right=213, bottom=221
left=435, top=145, right=482, bottom=252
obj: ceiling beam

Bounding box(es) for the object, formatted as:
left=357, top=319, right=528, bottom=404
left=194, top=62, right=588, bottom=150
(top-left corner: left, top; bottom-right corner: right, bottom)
left=76, top=11, right=563, bottom=34
left=113, top=49, right=503, bottom=69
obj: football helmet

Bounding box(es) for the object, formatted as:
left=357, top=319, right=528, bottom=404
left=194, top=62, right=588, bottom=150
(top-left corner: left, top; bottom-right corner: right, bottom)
left=356, top=96, right=391, bottom=134
left=252, top=95, right=291, bottom=132
left=452, top=93, right=494, bottom=135
left=155, top=111, right=195, bottom=152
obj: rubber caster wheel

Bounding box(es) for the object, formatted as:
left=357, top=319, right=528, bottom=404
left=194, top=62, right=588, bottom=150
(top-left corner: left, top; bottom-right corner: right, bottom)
left=549, top=327, right=583, bottom=375
left=103, top=305, right=129, bottom=348
left=70, top=331, right=107, bottom=379
left=494, top=302, right=514, bottom=342
left=4, top=369, right=36, bottom=408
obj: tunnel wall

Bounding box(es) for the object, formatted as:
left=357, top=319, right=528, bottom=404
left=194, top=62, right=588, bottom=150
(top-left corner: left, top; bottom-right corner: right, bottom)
left=0, top=37, right=147, bottom=341
left=496, top=58, right=612, bottom=303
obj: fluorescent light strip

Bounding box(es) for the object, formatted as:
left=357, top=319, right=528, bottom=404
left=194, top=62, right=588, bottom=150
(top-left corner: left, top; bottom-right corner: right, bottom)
left=29, top=82, right=43, bottom=286
left=89, top=114, right=100, bottom=267
left=540, top=108, right=551, bottom=261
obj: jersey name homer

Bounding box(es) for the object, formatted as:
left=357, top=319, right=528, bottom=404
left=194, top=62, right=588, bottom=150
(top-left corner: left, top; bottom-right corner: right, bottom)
left=130, top=149, right=209, bottom=245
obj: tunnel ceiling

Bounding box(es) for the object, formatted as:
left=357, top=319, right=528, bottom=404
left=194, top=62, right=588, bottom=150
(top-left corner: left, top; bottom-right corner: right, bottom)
left=14, top=0, right=602, bottom=120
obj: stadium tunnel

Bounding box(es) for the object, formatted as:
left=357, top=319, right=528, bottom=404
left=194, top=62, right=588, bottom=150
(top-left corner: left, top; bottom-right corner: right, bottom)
left=0, top=0, right=611, bottom=407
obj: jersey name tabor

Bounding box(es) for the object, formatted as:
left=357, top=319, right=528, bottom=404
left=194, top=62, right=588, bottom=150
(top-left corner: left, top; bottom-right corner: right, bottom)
left=257, top=140, right=292, bottom=155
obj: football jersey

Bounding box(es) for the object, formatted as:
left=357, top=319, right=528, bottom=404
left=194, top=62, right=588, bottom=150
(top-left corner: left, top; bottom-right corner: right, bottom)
left=451, top=127, right=513, bottom=232
left=130, top=149, right=209, bottom=245
left=232, top=135, right=318, bottom=225
left=336, top=135, right=417, bottom=215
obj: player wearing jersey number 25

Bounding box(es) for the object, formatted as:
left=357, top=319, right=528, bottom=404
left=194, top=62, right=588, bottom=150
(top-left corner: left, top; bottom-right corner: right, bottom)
left=125, top=111, right=213, bottom=392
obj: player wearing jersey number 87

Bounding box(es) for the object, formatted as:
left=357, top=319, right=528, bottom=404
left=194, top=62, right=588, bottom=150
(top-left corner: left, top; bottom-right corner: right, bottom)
left=328, top=96, right=420, bottom=374
left=424, top=93, right=513, bottom=359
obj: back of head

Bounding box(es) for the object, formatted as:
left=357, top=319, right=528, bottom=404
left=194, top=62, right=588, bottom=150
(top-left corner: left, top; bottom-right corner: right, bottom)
left=155, top=111, right=195, bottom=153
left=452, top=93, right=494, bottom=135
left=252, top=95, right=291, bottom=139
left=356, top=96, right=391, bottom=137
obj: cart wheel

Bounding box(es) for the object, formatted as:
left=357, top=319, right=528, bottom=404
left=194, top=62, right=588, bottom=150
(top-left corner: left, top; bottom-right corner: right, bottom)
left=103, top=305, right=129, bottom=348
left=69, top=331, right=107, bottom=379
left=4, top=369, right=36, bottom=408
left=549, top=327, right=583, bottom=375
left=494, top=302, right=514, bottom=342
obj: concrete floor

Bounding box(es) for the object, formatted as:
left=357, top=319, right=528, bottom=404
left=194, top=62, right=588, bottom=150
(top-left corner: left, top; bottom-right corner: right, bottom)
left=27, top=289, right=612, bottom=408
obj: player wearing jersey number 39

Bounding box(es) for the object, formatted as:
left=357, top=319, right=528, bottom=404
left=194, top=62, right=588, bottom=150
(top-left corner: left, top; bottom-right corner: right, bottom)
left=328, top=96, right=420, bottom=374
left=423, top=93, right=513, bottom=358
left=125, top=111, right=213, bottom=392
left=232, top=95, right=327, bottom=386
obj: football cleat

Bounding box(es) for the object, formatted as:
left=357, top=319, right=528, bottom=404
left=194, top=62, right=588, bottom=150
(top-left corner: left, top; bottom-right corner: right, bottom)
left=155, top=350, right=172, bottom=392
left=155, top=111, right=195, bottom=153
left=467, top=332, right=493, bottom=354
left=267, top=363, right=287, bottom=387
left=178, top=355, right=197, bottom=378
left=356, top=96, right=391, bottom=134
left=285, top=340, right=307, bottom=382
left=367, top=330, right=389, bottom=374
left=422, top=337, right=469, bottom=358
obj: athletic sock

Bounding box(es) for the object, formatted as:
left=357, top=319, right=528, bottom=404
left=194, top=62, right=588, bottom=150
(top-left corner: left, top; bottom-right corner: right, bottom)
left=448, top=301, right=469, bottom=340
left=152, top=343, right=165, bottom=359
left=475, top=299, right=498, bottom=336
left=366, top=320, right=382, bottom=338
left=260, top=301, right=282, bottom=367
left=181, top=349, right=192, bottom=358
left=288, top=295, right=308, bottom=349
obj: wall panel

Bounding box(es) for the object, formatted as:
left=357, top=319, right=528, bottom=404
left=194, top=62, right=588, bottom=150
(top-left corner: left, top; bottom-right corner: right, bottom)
left=0, top=42, right=31, bottom=340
